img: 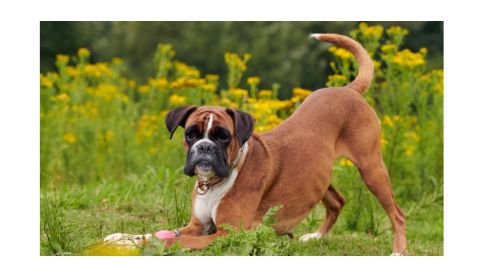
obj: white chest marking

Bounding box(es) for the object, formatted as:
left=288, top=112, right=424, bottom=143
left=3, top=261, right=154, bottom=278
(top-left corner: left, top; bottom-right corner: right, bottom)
left=194, top=168, right=239, bottom=232
left=193, top=142, right=249, bottom=234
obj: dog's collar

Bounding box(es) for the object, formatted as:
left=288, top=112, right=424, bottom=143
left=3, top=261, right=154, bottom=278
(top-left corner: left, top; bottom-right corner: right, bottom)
left=195, top=143, right=248, bottom=195
left=230, top=143, right=247, bottom=169
left=195, top=177, right=223, bottom=195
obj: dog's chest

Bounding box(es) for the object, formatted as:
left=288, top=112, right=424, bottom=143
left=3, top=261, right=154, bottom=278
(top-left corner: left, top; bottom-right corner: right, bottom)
left=194, top=168, right=238, bottom=233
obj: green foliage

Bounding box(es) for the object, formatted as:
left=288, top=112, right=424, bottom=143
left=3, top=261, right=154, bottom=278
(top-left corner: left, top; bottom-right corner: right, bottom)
left=41, top=188, right=76, bottom=255
left=40, top=22, right=443, bottom=98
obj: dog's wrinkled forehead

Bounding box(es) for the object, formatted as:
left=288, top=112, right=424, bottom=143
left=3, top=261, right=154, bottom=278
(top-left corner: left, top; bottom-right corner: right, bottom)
left=185, top=107, right=234, bottom=135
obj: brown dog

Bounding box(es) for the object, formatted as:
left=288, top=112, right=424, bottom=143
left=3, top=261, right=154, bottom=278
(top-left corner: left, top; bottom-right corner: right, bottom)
left=105, top=33, right=407, bottom=255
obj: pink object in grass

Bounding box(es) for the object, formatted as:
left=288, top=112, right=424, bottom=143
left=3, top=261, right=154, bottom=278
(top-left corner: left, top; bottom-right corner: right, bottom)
left=155, top=230, right=176, bottom=240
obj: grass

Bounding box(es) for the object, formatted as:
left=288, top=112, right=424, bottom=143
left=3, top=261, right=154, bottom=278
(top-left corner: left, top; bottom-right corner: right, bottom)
left=40, top=163, right=443, bottom=256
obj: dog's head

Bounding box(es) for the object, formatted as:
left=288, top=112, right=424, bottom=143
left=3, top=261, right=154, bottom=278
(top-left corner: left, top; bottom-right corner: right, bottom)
left=165, top=106, right=255, bottom=179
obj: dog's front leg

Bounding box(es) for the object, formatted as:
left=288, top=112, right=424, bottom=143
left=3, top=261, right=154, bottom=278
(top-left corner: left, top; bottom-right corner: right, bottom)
left=163, top=231, right=225, bottom=249
left=175, top=216, right=205, bottom=237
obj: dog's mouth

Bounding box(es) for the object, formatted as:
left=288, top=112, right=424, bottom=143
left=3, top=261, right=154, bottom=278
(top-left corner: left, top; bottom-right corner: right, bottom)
left=184, top=156, right=229, bottom=178
left=194, top=161, right=215, bottom=177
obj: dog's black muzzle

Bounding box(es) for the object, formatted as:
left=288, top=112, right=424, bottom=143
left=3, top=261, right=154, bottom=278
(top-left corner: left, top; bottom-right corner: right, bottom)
left=184, top=140, right=229, bottom=178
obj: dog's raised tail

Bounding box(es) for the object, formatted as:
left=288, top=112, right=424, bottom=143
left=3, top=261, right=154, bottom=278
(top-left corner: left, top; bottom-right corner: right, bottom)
left=310, top=33, right=374, bottom=94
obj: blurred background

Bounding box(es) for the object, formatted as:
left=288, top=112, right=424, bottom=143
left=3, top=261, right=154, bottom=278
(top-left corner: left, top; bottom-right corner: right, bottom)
left=40, top=21, right=443, bottom=98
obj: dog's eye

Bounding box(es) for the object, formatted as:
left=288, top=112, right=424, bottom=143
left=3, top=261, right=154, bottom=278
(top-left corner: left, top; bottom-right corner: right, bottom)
left=186, top=131, right=198, bottom=141
left=185, top=126, right=200, bottom=141
left=212, top=127, right=230, bottom=142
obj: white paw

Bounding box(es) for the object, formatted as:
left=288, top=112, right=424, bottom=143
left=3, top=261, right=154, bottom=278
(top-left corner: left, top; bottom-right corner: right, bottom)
left=299, top=232, right=322, bottom=242
left=103, top=233, right=152, bottom=245
left=390, top=251, right=408, bottom=256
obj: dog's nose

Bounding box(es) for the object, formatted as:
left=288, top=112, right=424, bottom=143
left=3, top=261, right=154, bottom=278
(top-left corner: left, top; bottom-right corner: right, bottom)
left=196, top=142, right=213, bottom=153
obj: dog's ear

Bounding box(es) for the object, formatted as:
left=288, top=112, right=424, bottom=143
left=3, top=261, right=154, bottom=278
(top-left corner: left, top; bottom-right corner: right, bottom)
left=165, top=106, right=198, bottom=139
left=226, top=108, right=256, bottom=146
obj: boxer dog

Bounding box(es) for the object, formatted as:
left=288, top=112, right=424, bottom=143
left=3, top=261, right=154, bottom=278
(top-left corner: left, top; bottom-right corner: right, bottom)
left=105, top=33, right=407, bottom=255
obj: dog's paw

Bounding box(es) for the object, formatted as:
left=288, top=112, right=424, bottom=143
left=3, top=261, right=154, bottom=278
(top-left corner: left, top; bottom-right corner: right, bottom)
left=391, top=250, right=408, bottom=256
left=103, top=233, right=152, bottom=245
left=299, top=232, right=322, bottom=242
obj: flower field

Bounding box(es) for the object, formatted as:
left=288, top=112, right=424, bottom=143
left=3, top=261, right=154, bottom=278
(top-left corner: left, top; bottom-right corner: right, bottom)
left=40, top=23, right=443, bottom=256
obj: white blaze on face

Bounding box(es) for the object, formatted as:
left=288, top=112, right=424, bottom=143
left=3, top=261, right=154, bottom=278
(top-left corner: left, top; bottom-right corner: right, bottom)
left=191, top=113, right=216, bottom=177
left=204, top=113, right=214, bottom=139
left=191, top=113, right=215, bottom=151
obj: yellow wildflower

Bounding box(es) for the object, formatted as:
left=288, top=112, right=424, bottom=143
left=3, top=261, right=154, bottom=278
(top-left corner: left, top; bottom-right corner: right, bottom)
left=51, top=92, right=70, bottom=102
left=129, top=80, right=136, bottom=89
left=174, top=61, right=200, bottom=78
left=84, top=63, right=113, bottom=77
left=391, top=49, right=426, bottom=69
left=105, top=130, right=114, bottom=141
left=373, top=60, right=381, bottom=72
left=56, top=54, right=69, bottom=64
left=148, top=147, right=158, bottom=154
left=291, top=96, right=301, bottom=103
left=78, top=48, right=91, bottom=59
left=112, top=57, right=123, bottom=65
left=225, top=52, right=250, bottom=71
left=201, top=83, right=216, bottom=91
left=63, top=132, right=77, bottom=144
left=381, top=43, right=397, bottom=53
left=259, top=90, right=273, bottom=98
left=88, top=84, right=119, bottom=102
left=405, top=145, right=415, bottom=156
left=267, top=114, right=282, bottom=126
left=386, top=26, right=409, bottom=38
left=136, top=114, right=161, bottom=142
left=65, top=66, right=80, bottom=77
left=169, top=94, right=187, bottom=106
left=230, top=88, right=248, bottom=99
left=339, top=158, right=354, bottom=167
left=267, top=100, right=292, bottom=110
left=72, top=101, right=98, bottom=119
left=206, top=74, right=219, bottom=82
left=421, top=69, right=443, bottom=95
left=404, top=131, right=420, bottom=142
left=160, top=44, right=176, bottom=57
left=292, top=87, right=311, bottom=99
left=327, top=74, right=348, bottom=87
left=138, top=85, right=150, bottom=94
left=149, top=78, right=169, bottom=88
left=247, top=77, right=261, bottom=85
left=220, top=98, right=238, bottom=109
left=358, top=22, right=384, bottom=39
left=381, top=138, right=389, bottom=149
left=329, top=46, right=353, bottom=60
left=40, top=74, right=53, bottom=88
left=160, top=111, right=169, bottom=118
left=383, top=115, right=394, bottom=128
left=170, top=77, right=206, bottom=89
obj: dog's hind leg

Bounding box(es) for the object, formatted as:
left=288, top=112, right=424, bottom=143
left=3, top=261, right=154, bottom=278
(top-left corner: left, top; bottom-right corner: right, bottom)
left=337, top=101, right=407, bottom=255
left=299, top=184, right=345, bottom=241
left=355, top=153, right=407, bottom=255
left=319, top=184, right=346, bottom=235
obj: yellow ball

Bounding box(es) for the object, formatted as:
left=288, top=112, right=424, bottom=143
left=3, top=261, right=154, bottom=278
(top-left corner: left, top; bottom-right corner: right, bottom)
left=83, top=243, right=140, bottom=256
